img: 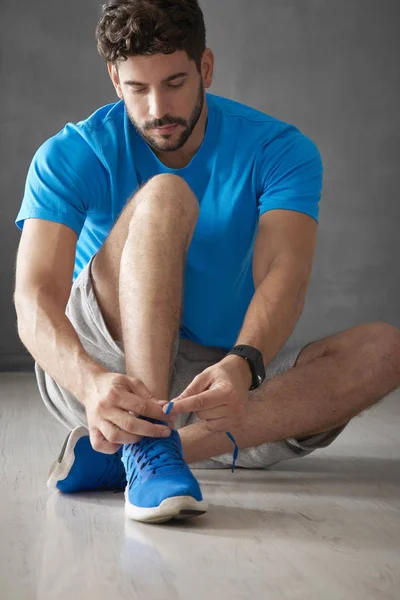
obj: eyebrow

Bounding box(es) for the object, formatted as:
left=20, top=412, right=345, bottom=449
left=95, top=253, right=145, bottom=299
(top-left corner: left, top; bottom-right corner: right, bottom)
left=123, top=72, right=189, bottom=86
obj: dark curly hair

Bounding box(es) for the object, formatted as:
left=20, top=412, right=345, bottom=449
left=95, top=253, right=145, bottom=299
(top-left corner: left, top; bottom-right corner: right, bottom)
left=95, top=0, right=207, bottom=73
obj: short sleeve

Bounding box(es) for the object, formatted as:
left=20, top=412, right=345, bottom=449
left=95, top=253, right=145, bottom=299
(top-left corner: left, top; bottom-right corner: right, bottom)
left=256, top=132, right=323, bottom=224
left=15, top=124, right=109, bottom=237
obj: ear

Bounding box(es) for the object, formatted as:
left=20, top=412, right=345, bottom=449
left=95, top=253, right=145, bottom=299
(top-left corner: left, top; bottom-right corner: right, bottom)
left=107, top=63, right=123, bottom=99
left=202, top=48, right=214, bottom=89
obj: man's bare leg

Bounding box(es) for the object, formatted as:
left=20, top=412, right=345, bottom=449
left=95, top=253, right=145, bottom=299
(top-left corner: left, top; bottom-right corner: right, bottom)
left=178, top=322, right=400, bottom=464
left=91, top=173, right=199, bottom=401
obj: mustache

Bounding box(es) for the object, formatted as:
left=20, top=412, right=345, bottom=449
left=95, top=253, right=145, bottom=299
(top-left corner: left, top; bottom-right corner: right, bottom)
left=146, top=120, right=185, bottom=129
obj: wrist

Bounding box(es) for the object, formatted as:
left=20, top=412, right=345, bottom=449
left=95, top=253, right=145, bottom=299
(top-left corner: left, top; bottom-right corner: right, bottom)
left=74, top=359, right=107, bottom=406
left=222, top=354, right=253, bottom=389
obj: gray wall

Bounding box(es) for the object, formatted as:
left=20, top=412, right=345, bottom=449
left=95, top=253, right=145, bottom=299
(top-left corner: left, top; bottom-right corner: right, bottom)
left=1, top=0, right=399, bottom=370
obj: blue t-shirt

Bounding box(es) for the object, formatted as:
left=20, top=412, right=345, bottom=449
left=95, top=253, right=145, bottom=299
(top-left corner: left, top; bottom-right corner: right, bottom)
left=15, top=92, right=323, bottom=350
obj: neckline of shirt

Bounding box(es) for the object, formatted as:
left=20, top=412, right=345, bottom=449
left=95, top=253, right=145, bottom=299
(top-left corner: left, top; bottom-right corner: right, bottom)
left=130, top=92, right=218, bottom=173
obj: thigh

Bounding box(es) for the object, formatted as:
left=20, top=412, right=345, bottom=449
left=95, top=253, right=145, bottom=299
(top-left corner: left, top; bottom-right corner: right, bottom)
left=293, top=321, right=400, bottom=367
left=91, top=174, right=198, bottom=341
left=90, top=184, right=144, bottom=341
left=179, top=341, right=348, bottom=470
left=170, top=340, right=306, bottom=433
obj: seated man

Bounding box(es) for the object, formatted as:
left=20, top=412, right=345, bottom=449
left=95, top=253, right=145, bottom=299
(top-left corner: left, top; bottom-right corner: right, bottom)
left=14, top=0, right=400, bottom=524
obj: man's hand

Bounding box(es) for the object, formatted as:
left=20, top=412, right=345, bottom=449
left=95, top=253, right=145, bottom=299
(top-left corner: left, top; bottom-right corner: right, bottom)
left=163, top=355, right=252, bottom=433
left=83, top=372, right=175, bottom=454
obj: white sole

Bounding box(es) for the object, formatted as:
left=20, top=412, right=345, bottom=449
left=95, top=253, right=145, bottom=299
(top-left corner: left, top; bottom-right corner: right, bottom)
left=47, top=426, right=90, bottom=489
left=124, top=492, right=208, bottom=524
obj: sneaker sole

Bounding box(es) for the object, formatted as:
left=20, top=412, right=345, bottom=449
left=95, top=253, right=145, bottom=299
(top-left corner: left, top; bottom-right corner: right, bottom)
left=47, top=426, right=90, bottom=489
left=124, top=493, right=208, bottom=524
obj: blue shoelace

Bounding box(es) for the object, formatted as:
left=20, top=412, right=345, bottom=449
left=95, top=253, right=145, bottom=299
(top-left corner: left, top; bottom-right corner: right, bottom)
left=165, top=401, right=239, bottom=473
left=124, top=433, right=186, bottom=488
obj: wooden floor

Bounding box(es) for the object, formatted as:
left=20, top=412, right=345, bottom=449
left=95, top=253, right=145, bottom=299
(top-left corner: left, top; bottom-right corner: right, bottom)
left=1, top=372, right=399, bottom=600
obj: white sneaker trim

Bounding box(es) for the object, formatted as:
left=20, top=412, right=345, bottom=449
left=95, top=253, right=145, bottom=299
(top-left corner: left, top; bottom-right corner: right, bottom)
left=124, top=491, right=208, bottom=524
left=46, top=426, right=90, bottom=489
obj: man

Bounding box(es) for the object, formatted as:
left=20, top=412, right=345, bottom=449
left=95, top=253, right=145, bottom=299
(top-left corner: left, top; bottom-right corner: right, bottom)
left=14, top=0, right=400, bottom=525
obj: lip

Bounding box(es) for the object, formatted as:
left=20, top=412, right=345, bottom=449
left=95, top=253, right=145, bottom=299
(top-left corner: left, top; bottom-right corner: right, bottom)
left=154, top=124, right=178, bottom=133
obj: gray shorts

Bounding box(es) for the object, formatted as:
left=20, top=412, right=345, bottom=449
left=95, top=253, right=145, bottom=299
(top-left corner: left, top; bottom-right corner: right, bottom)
left=35, top=254, right=347, bottom=470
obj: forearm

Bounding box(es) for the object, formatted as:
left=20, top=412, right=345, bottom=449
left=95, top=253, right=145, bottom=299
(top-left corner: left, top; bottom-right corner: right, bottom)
left=15, top=288, right=106, bottom=404
left=234, top=263, right=305, bottom=368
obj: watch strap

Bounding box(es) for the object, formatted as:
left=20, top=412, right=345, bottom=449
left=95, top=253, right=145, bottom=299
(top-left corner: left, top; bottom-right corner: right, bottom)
left=227, top=345, right=265, bottom=390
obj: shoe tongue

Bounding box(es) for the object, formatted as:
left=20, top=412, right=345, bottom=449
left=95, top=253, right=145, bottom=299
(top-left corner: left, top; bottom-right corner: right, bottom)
left=136, top=419, right=183, bottom=474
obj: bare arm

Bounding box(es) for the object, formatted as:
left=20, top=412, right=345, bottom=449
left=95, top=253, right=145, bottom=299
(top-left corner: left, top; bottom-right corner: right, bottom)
left=14, top=219, right=105, bottom=404
left=230, top=209, right=317, bottom=368
left=14, top=218, right=173, bottom=451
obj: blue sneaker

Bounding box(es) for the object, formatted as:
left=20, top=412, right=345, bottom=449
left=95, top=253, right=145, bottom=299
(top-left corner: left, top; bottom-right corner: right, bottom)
left=122, top=423, right=208, bottom=523
left=47, top=426, right=126, bottom=493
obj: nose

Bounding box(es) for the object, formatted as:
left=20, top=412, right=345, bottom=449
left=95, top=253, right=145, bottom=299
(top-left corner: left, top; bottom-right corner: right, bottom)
left=148, top=90, right=170, bottom=124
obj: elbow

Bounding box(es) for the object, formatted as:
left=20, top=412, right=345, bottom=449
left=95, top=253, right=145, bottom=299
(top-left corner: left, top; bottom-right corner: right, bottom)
left=14, top=292, right=33, bottom=345
left=15, top=305, right=28, bottom=346
left=14, top=292, right=24, bottom=333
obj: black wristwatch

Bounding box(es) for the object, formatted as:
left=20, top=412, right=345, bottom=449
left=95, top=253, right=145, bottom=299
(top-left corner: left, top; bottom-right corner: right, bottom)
left=226, top=345, right=266, bottom=390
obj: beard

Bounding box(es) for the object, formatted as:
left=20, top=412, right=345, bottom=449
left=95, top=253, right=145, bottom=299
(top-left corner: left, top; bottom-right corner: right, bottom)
left=125, top=78, right=205, bottom=153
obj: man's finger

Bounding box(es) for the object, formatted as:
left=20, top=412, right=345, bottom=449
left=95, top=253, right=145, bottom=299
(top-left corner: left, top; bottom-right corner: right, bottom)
left=175, top=372, right=210, bottom=400
left=104, top=411, right=172, bottom=439
left=116, top=391, right=171, bottom=421
left=89, top=427, right=122, bottom=454
left=163, top=388, right=226, bottom=414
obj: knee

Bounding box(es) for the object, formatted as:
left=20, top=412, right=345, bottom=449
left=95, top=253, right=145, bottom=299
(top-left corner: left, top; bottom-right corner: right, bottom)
left=137, top=174, right=200, bottom=221
left=362, top=321, right=400, bottom=373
